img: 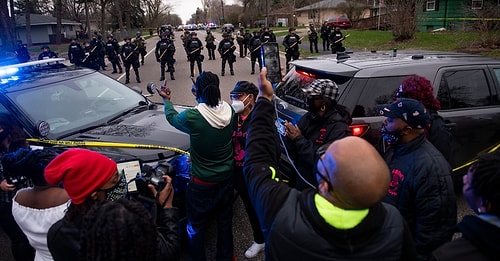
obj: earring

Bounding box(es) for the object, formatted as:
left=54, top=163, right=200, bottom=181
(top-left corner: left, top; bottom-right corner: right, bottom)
left=320, top=105, right=326, bottom=112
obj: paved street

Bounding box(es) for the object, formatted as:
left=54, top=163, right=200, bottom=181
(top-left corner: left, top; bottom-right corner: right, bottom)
left=0, top=29, right=473, bottom=261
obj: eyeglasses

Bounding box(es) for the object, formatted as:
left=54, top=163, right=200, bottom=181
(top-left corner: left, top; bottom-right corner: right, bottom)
left=316, top=157, right=332, bottom=192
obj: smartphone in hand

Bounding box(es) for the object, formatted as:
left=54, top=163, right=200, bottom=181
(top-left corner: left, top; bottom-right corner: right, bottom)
left=260, top=42, right=281, bottom=84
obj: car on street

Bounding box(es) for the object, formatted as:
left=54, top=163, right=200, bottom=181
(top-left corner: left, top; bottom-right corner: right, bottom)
left=222, top=23, right=235, bottom=32
left=325, top=16, right=352, bottom=29
left=275, top=50, right=500, bottom=184
left=0, top=58, right=191, bottom=214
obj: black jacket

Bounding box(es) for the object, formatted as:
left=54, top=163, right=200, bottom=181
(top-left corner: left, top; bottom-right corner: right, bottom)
left=47, top=207, right=180, bottom=261
left=244, top=98, right=416, bottom=261
left=432, top=215, right=500, bottom=261
left=287, top=108, right=352, bottom=190
left=383, top=134, right=457, bottom=261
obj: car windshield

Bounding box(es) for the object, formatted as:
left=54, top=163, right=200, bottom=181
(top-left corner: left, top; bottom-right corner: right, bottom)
left=7, top=72, right=147, bottom=136
left=276, top=67, right=350, bottom=109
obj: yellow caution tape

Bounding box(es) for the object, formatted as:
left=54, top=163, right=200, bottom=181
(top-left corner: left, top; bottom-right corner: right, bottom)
left=27, top=138, right=190, bottom=156
left=452, top=142, right=500, bottom=173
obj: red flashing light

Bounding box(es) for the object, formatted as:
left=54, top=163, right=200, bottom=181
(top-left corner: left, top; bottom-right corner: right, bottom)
left=349, top=124, right=369, bottom=137
left=296, top=70, right=316, bottom=79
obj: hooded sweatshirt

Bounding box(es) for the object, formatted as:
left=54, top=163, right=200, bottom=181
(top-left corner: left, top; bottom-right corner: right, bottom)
left=164, top=100, right=234, bottom=182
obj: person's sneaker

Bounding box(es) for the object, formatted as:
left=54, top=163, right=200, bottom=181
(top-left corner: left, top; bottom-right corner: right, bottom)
left=244, top=242, right=265, bottom=258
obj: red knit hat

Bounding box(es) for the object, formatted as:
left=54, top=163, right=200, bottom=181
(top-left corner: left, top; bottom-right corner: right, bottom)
left=44, top=148, right=117, bottom=204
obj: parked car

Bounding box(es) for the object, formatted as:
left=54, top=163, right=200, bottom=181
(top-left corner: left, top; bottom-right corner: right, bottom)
left=222, top=23, right=235, bottom=32
left=208, top=22, right=217, bottom=30
left=186, top=24, right=198, bottom=31
left=275, top=50, right=500, bottom=185
left=325, top=16, right=352, bottom=29
left=0, top=58, right=190, bottom=217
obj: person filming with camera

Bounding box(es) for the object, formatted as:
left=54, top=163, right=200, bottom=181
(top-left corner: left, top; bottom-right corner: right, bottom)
left=45, top=148, right=180, bottom=261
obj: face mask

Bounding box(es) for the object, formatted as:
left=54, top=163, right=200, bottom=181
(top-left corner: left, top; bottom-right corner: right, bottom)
left=103, top=170, right=128, bottom=201
left=380, top=125, right=405, bottom=145
left=306, top=97, right=323, bottom=115
left=231, top=95, right=249, bottom=113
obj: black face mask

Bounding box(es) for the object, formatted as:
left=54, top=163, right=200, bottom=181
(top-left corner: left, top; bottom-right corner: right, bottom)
left=306, top=97, right=323, bottom=115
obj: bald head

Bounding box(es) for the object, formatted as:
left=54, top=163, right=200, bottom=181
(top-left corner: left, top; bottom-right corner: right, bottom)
left=317, top=136, right=390, bottom=209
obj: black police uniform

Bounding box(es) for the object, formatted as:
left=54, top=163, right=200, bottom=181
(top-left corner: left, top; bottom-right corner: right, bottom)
left=68, top=41, right=83, bottom=66
left=218, top=35, right=236, bottom=76
left=91, top=36, right=106, bottom=70
left=243, top=30, right=252, bottom=57
left=15, top=42, right=30, bottom=63
left=260, top=29, right=276, bottom=43
left=329, top=28, right=344, bottom=54
left=248, top=32, right=262, bottom=75
left=120, top=40, right=141, bottom=84
left=308, top=26, right=319, bottom=53
left=320, top=23, right=331, bottom=51
left=38, top=47, right=58, bottom=60
left=105, top=37, right=123, bottom=74
left=205, top=32, right=216, bottom=60
left=81, top=43, right=99, bottom=70
left=185, top=34, right=203, bottom=77
left=155, top=35, right=176, bottom=80
left=283, top=29, right=301, bottom=71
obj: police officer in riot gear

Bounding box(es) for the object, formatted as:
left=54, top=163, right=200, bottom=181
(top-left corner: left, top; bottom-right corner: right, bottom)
left=308, top=23, right=319, bottom=53
left=155, top=33, right=176, bottom=81
left=15, top=40, right=30, bottom=63
left=68, top=38, right=83, bottom=66
left=218, top=32, right=236, bottom=76
left=248, top=30, right=262, bottom=75
left=105, top=34, right=123, bottom=74
left=260, top=26, right=276, bottom=43
left=38, top=45, right=58, bottom=60
left=81, top=41, right=99, bottom=70
left=236, top=27, right=246, bottom=58
left=329, top=26, right=345, bottom=54
left=283, top=27, right=301, bottom=72
left=185, top=32, right=203, bottom=77
left=91, top=34, right=106, bottom=70
left=120, top=37, right=141, bottom=84
left=134, top=31, right=147, bottom=65
left=205, top=29, right=216, bottom=60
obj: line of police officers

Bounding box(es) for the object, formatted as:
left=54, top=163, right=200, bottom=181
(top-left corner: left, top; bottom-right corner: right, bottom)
left=68, top=32, right=146, bottom=84
left=66, top=26, right=331, bottom=82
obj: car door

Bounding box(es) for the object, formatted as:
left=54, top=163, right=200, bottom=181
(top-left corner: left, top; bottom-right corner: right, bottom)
left=436, top=65, right=500, bottom=176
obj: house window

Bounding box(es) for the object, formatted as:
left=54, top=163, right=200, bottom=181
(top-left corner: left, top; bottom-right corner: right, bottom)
left=471, top=0, right=483, bottom=9
left=426, top=0, right=436, bottom=11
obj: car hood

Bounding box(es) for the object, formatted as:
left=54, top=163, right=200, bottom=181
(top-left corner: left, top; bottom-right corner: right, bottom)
left=59, top=105, right=190, bottom=163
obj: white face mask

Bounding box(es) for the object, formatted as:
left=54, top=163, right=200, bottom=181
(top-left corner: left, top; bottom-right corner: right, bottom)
left=231, top=95, right=249, bottom=113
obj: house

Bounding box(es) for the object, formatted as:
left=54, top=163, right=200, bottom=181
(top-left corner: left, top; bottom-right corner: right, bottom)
left=417, top=0, right=500, bottom=31
left=15, top=14, right=82, bottom=45
left=294, top=0, right=347, bottom=26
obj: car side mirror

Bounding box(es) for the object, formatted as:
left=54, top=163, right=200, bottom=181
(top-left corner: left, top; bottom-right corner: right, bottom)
left=146, top=82, right=156, bottom=95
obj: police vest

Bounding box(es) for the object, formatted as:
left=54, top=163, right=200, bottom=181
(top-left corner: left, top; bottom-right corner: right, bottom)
left=288, top=36, right=298, bottom=44
left=250, top=37, right=261, bottom=48
left=206, top=35, right=215, bottom=44
left=123, top=45, right=133, bottom=55
left=189, top=40, right=200, bottom=50
left=159, top=41, right=169, bottom=52
left=222, top=41, right=232, bottom=51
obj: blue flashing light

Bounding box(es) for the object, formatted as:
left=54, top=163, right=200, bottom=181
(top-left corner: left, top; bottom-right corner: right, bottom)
left=0, top=67, right=19, bottom=77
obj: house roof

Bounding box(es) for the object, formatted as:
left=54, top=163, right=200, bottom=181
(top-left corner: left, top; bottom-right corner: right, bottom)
left=295, top=0, right=345, bottom=11
left=15, top=13, right=81, bottom=26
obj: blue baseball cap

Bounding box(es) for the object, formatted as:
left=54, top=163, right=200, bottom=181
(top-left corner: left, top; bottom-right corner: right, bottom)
left=377, top=98, right=430, bottom=129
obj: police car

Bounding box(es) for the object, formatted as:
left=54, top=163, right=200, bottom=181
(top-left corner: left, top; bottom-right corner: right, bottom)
left=276, top=50, right=500, bottom=184
left=0, top=58, right=190, bottom=207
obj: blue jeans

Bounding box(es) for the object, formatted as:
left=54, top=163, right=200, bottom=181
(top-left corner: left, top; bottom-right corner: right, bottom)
left=186, top=179, right=234, bottom=261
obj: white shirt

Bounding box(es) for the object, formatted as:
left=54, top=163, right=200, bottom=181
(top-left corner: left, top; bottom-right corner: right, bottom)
left=12, top=190, right=69, bottom=261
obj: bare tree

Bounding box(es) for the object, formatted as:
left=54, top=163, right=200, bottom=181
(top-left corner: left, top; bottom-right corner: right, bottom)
left=385, top=0, right=424, bottom=41
left=143, top=0, right=172, bottom=28
left=464, top=1, right=500, bottom=48
left=336, top=0, right=369, bottom=25
left=55, top=0, right=62, bottom=44
left=0, top=0, right=15, bottom=54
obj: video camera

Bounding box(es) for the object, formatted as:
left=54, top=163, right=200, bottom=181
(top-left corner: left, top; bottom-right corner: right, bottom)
left=134, top=161, right=174, bottom=199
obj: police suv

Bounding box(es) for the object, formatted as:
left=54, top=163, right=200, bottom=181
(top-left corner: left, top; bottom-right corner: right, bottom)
left=0, top=58, right=190, bottom=208
left=276, top=50, right=500, bottom=183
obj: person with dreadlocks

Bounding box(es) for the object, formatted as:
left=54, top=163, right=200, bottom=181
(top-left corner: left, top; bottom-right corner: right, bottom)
left=432, top=151, right=500, bottom=260
left=4, top=148, right=69, bottom=261
left=45, top=149, right=129, bottom=261
left=157, top=71, right=235, bottom=261
left=395, top=75, right=452, bottom=162
left=80, top=188, right=180, bottom=261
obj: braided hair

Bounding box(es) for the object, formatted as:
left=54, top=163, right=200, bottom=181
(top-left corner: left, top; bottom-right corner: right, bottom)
left=195, top=71, right=221, bottom=107
left=469, top=151, right=500, bottom=216
left=80, top=198, right=157, bottom=261
left=1, top=147, right=59, bottom=186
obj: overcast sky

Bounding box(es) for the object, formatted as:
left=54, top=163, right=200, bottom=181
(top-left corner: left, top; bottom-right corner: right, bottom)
left=170, top=0, right=237, bottom=24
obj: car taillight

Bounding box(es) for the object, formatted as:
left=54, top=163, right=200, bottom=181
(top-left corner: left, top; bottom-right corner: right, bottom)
left=296, top=70, right=316, bottom=79
left=350, top=124, right=369, bottom=137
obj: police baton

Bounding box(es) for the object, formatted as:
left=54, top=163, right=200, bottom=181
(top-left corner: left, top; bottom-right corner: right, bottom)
left=124, top=46, right=139, bottom=61
left=159, top=47, right=169, bottom=60
left=81, top=45, right=97, bottom=63
left=246, top=40, right=268, bottom=57
left=223, top=45, right=236, bottom=55
left=288, top=36, right=306, bottom=49
left=334, top=34, right=350, bottom=44
left=189, top=47, right=202, bottom=54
